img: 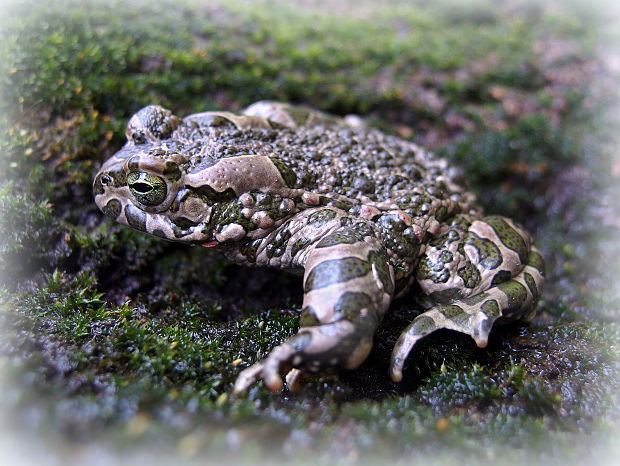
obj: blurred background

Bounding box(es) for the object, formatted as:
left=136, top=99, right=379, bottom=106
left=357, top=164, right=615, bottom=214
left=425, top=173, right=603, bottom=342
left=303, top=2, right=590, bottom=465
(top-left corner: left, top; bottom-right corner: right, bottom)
left=0, top=0, right=619, bottom=464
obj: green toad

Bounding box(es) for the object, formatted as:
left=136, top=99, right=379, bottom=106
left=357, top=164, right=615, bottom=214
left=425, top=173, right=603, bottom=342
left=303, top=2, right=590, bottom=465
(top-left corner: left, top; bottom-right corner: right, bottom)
left=93, top=102, right=545, bottom=393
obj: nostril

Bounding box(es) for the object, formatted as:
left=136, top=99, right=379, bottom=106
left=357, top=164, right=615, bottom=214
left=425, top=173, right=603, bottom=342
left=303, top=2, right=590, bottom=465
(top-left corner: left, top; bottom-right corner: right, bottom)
left=101, top=175, right=112, bottom=185
left=132, top=132, right=146, bottom=144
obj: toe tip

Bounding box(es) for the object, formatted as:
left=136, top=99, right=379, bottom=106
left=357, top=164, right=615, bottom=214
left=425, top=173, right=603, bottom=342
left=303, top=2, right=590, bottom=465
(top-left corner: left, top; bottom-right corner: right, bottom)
left=265, top=375, right=283, bottom=392
left=389, top=368, right=403, bottom=383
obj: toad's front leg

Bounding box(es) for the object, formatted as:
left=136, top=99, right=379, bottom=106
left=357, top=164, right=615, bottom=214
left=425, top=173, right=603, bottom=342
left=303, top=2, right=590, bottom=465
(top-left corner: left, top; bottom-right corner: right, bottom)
left=233, top=226, right=394, bottom=393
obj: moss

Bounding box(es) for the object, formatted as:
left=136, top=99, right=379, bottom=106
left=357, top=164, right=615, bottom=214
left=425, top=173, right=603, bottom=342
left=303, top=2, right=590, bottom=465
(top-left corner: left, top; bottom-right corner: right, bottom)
left=3, top=269, right=298, bottom=391
left=0, top=0, right=618, bottom=463
left=0, top=185, right=60, bottom=280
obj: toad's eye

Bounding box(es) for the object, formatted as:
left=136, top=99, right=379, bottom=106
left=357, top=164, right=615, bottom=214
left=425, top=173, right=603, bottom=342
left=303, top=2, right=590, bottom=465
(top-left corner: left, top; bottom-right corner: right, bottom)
left=127, top=172, right=167, bottom=206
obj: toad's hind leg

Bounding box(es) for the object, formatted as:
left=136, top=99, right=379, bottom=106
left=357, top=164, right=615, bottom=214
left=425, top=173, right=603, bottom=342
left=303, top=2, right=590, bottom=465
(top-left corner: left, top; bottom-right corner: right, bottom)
left=390, top=216, right=545, bottom=382
left=242, top=101, right=351, bottom=129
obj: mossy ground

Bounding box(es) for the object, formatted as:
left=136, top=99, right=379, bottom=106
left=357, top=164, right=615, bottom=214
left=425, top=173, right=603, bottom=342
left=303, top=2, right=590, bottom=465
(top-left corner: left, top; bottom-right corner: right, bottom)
left=1, top=0, right=619, bottom=464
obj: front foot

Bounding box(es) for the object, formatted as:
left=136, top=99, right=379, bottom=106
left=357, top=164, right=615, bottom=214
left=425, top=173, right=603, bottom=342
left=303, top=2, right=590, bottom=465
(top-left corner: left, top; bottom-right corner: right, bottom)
left=232, top=220, right=393, bottom=394
left=232, top=322, right=374, bottom=394
left=233, top=364, right=304, bottom=394
left=233, top=363, right=305, bottom=394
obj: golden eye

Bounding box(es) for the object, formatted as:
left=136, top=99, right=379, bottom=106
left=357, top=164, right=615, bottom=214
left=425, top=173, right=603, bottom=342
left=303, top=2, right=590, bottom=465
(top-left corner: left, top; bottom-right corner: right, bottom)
left=127, top=172, right=167, bottom=206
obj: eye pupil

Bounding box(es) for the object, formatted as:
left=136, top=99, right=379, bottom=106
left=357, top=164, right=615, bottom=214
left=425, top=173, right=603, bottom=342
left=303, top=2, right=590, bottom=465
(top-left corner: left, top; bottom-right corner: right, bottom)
left=127, top=171, right=167, bottom=207
left=130, top=182, right=153, bottom=193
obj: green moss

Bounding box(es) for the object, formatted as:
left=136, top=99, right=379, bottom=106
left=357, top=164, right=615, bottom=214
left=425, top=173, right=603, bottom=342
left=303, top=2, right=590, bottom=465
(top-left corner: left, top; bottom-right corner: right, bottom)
left=0, top=0, right=618, bottom=463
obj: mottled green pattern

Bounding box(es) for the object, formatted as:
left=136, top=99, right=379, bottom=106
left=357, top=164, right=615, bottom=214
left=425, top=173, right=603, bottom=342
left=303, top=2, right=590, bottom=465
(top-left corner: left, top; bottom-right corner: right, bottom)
left=268, top=157, right=298, bottom=188
left=304, top=257, right=371, bottom=292
left=428, top=229, right=459, bottom=249
left=239, top=238, right=262, bottom=263
left=524, top=272, right=538, bottom=300
left=430, top=288, right=463, bottom=303
left=450, top=214, right=473, bottom=232
left=486, top=216, right=528, bottom=263
left=435, top=205, right=448, bottom=222
left=102, top=199, right=121, bottom=219
left=348, top=220, right=380, bottom=238
left=491, top=270, right=513, bottom=286
left=152, top=229, right=168, bottom=239
left=307, top=208, right=337, bottom=227
left=396, top=193, right=434, bottom=217
left=458, top=261, right=481, bottom=288
left=172, top=217, right=198, bottom=229
left=497, top=280, right=528, bottom=314
left=162, top=161, right=182, bottom=182
left=367, top=249, right=394, bottom=296
left=288, top=331, right=312, bottom=352
left=334, top=292, right=378, bottom=327
left=291, top=237, right=311, bottom=258
left=207, top=200, right=255, bottom=234
left=266, top=229, right=291, bottom=258
left=481, top=299, right=501, bottom=318
left=442, top=305, right=470, bottom=327
left=299, top=305, right=320, bottom=326
left=463, top=231, right=502, bottom=270
left=191, top=185, right=237, bottom=203
left=416, top=250, right=453, bottom=283
left=461, top=292, right=489, bottom=306
left=315, top=231, right=361, bottom=249
left=375, top=213, right=421, bottom=271
left=124, top=204, right=147, bottom=231
left=527, top=250, right=546, bottom=275
left=410, top=315, right=436, bottom=335
left=93, top=174, right=106, bottom=195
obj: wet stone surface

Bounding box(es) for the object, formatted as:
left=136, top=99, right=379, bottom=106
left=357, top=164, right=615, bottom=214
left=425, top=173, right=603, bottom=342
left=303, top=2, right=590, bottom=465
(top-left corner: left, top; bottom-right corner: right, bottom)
left=0, top=0, right=618, bottom=464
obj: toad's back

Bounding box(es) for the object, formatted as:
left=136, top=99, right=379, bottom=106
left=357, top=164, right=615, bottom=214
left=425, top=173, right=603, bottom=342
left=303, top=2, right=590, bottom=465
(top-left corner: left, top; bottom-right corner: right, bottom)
left=173, top=115, right=476, bottom=209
